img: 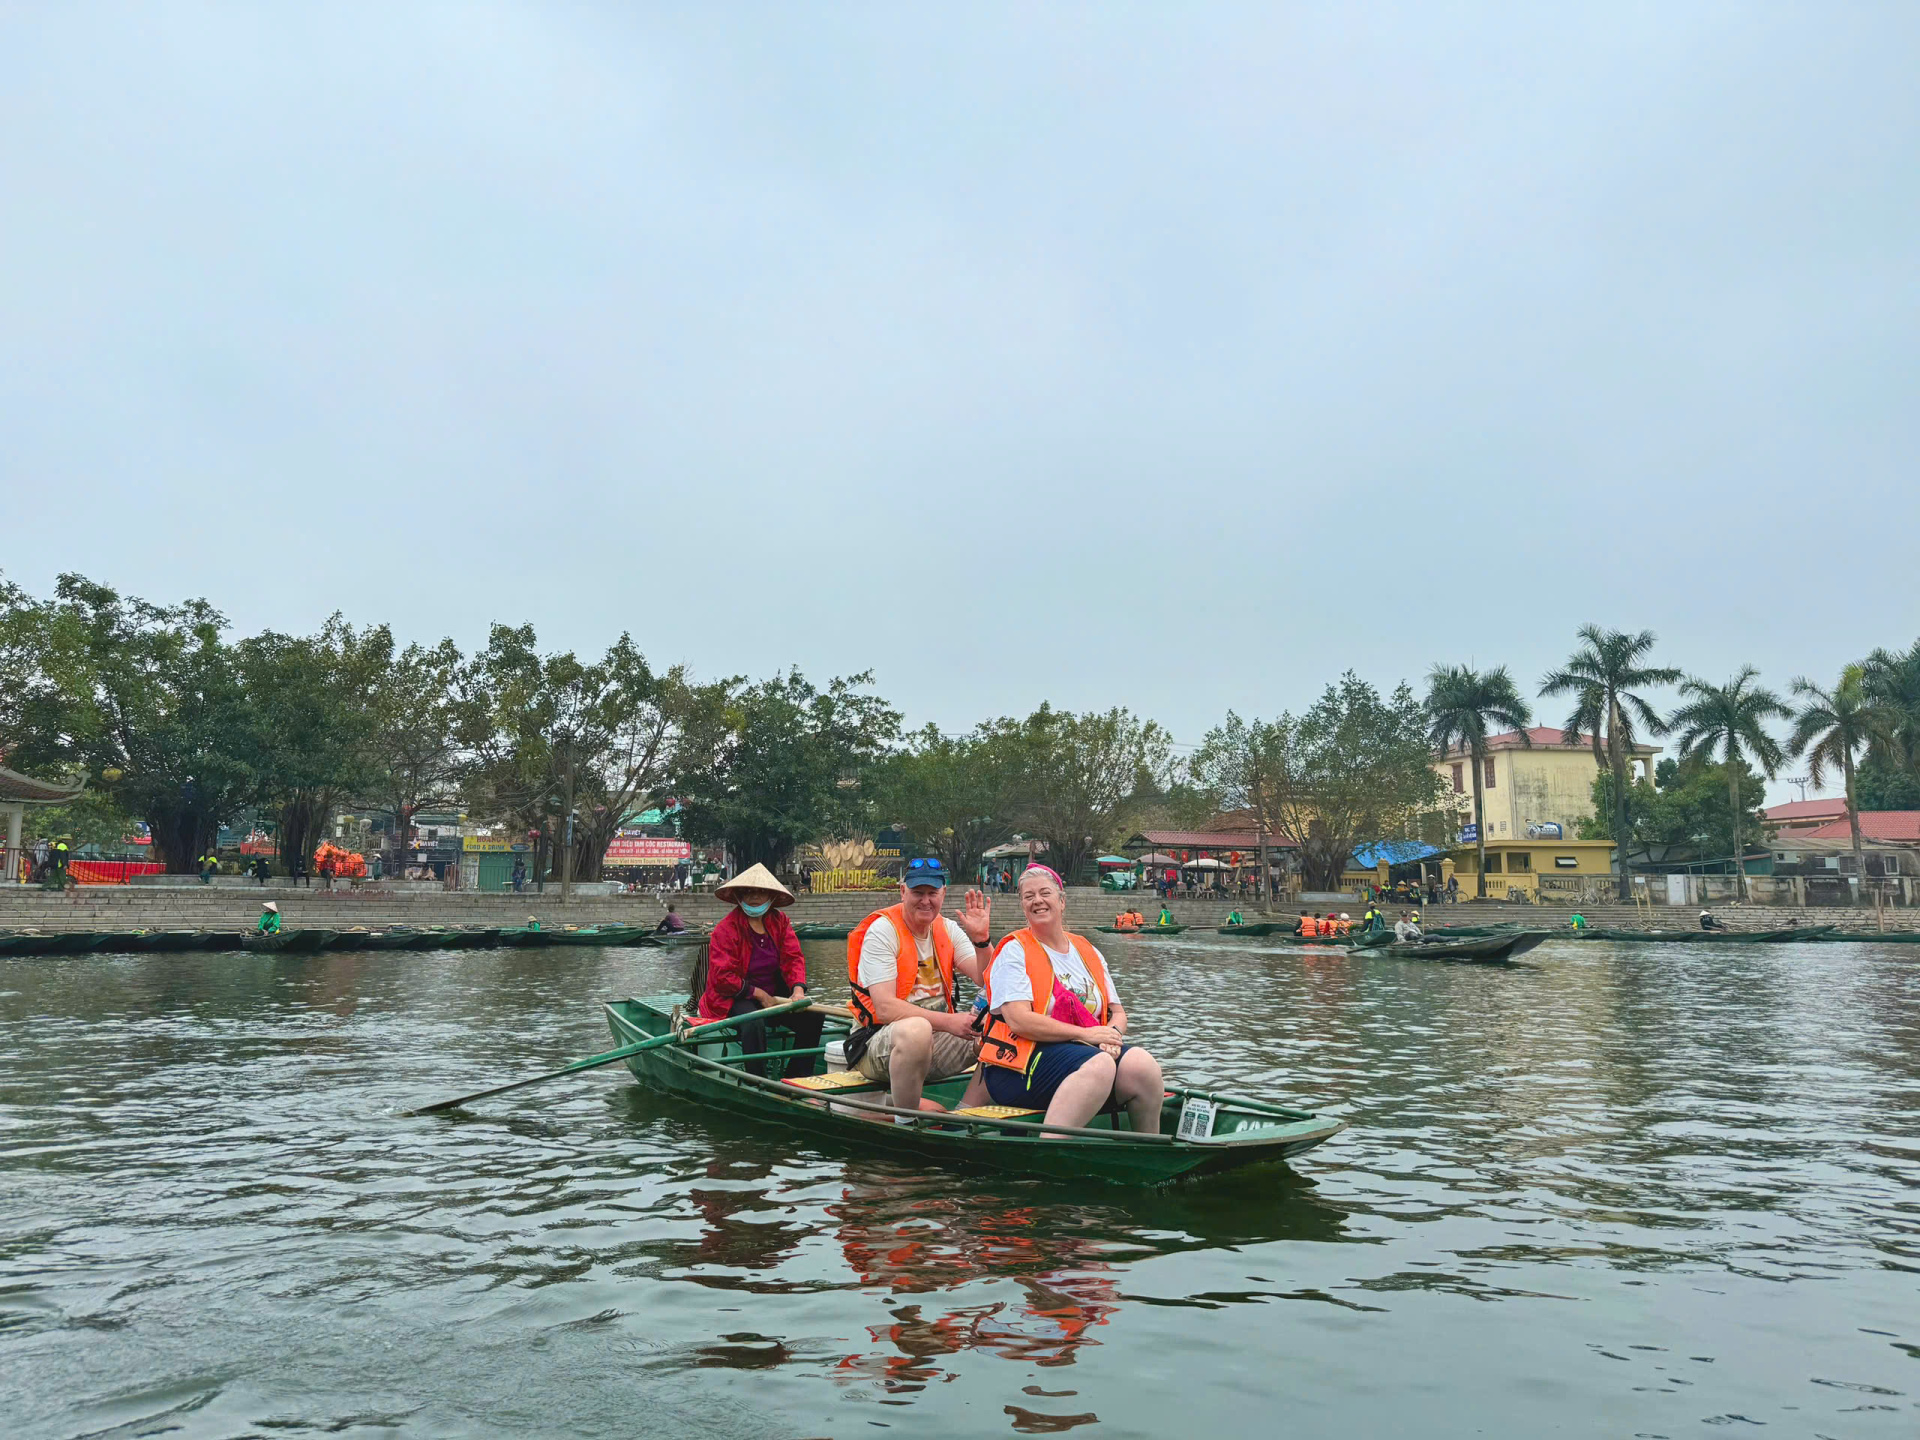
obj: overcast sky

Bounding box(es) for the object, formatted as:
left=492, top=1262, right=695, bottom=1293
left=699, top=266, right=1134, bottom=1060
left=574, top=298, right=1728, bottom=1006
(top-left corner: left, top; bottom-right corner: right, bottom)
left=3, top=5, right=1915, bottom=798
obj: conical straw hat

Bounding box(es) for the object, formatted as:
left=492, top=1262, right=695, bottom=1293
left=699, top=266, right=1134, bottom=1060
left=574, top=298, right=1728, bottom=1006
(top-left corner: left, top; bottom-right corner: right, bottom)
left=714, top=863, right=795, bottom=907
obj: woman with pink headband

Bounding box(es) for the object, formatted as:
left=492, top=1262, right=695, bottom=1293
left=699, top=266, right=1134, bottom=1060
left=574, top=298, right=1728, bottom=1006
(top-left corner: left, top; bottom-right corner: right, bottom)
left=975, top=863, right=1165, bottom=1134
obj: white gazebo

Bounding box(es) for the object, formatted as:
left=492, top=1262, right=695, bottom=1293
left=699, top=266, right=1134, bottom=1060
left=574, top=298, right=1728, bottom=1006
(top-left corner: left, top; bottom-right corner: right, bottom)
left=0, top=765, right=85, bottom=883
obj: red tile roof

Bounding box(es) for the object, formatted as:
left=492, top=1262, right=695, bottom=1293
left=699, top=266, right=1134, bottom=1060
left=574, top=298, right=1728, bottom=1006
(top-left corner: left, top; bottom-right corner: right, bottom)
left=1442, top=727, right=1657, bottom=756
left=1800, top=811, right=1920, bottom=842
left=1799, top=811, right=1920, bottom=842
left=1764, top=799, right=1848, bottom=825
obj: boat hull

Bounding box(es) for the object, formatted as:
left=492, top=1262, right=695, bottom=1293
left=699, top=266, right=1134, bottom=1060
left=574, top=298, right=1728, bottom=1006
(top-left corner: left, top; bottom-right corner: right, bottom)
left=1374, top=931, right=1553, bottom=962
left=240, top=929, right=335, bottom=954
left=605, top=997, right=1342, bottom=1186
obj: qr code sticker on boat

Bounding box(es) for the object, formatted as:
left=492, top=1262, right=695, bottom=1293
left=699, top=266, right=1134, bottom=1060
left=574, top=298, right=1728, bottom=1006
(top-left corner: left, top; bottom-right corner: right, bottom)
left=1177, top=1098, right=1216, bottom=1140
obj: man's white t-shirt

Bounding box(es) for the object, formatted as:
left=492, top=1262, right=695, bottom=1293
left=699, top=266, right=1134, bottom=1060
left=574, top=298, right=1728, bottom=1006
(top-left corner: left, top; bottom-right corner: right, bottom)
left=988, top=935, right=1119, bottom=1017
left=857, top=915, right=977, bottom=1011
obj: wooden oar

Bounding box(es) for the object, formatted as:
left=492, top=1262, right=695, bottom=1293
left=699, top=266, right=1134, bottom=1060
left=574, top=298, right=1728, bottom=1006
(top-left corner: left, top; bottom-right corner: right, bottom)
left=405, top=995, right=815, bottom=1116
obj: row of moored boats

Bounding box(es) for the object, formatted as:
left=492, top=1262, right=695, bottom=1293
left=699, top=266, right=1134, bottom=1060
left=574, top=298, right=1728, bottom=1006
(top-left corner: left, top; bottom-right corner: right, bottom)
left=0, top=923, right=708, bottom=957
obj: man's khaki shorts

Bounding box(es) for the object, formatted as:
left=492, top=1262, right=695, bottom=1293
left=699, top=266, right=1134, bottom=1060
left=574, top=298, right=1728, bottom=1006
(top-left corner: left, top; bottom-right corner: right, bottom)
left=854, top=1015, right=980, bottom=1084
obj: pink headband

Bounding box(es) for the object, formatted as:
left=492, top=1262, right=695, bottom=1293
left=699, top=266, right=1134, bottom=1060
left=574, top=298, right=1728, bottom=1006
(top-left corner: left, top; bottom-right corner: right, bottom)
left=1021, top=863, right=1066, bottom=893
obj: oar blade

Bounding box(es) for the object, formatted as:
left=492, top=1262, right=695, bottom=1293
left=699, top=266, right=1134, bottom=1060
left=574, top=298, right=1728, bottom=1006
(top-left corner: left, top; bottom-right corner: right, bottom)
left=403, top=995, right=815, bottom=1116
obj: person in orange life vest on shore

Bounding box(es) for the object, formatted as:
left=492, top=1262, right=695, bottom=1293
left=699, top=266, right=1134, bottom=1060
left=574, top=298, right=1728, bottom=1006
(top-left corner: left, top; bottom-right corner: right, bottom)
left=979, top=864, right=1165, bottom=1134
left=845, top=857, right=993, bottom=1114
left=695, top=863, right=823, bottom=1078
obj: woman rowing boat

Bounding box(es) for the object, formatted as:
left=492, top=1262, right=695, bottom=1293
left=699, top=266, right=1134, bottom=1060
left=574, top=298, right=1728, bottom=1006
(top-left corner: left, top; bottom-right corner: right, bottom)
left=694, top=864, right=824, bottom=1078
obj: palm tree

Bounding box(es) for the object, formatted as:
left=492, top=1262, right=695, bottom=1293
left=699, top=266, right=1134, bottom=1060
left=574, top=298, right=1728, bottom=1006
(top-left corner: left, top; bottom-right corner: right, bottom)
left=1540, top=627, right=1680, bottom=900
left=1860, top=639, right=1920, bottom=775
left=1668, top=667, right=1790, bottom=901
left=1424, top=664, right=1532, bottom=899
left=1788, top=669, right=1890, bottom=900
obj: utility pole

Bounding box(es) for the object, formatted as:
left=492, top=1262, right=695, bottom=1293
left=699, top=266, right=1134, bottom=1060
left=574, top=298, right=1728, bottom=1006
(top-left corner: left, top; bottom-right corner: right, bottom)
left=561, top=809, right=576, bottom=904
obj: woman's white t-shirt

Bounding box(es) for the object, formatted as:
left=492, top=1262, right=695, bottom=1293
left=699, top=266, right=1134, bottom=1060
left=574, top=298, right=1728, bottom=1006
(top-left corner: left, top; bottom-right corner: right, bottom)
left=988, top=935, right=1119, bottom=1016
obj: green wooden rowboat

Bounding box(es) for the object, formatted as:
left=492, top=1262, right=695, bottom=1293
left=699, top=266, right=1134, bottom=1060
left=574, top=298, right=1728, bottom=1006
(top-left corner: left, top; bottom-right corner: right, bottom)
left=328, top=927, right=426, bottom=951
left=604, top=995, right=1343, bottom=1185
left=1584, top=925, right=1835, bottom=943
left=126, top=929, right=232, bottom=953
left=1810, top=928, right=1920, bottom=942
left=0, top=931, right=67, bottom=957
left=1371, top=931, right=1553, bottom=963
left=791, top=923, right=855, bottom=941
left=1215, top=922, right=1285, bottom=937
left=240, top=928, right=336, bottom=954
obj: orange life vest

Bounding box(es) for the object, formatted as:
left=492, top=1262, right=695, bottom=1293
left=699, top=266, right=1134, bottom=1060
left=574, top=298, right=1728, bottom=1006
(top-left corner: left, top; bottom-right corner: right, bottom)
left=846, top=905, right=955, bottom=1028
left=1317, top=916, right=1334, bottom=937
left=979, top=927, right=1112, bottom=1074
left=1296, top=915, right=1315, bottom=936
left=1336, top=918, right=1351, bottom=936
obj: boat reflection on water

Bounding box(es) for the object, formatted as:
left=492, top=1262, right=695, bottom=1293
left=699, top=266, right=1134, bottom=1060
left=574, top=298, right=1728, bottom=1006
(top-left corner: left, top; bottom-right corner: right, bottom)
left=825, top=1161, right=1347, bottom=1396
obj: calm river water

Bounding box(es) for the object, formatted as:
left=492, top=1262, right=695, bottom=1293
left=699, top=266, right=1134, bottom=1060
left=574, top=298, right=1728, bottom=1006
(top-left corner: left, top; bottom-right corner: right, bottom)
left=2, top=932, right=1917, bottom=1438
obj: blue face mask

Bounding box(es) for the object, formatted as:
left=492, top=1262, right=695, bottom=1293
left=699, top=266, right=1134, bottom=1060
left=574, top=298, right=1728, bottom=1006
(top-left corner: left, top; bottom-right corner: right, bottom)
left=739, top=900, right=772, bottom=918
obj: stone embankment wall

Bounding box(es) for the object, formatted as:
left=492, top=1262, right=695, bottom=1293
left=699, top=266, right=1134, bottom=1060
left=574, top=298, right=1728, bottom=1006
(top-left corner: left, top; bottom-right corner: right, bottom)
left=3, top=884, right=1917, bottom=934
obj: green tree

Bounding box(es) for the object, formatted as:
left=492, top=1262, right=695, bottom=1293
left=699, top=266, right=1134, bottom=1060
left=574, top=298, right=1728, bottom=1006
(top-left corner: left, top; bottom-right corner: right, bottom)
left=1583, top=759, right=1769, bottom=867
left=674, top=669, right=900, bottom=875
left=1667, top=667, right=1790, bottom=900
left=1247, top=673, right=1442, bottom=891
left=460, top=626, right=705, bottom=896
left=237, top=618, right=387, bottom=875
left=1854, top=755, right=1920, bottom=810
left=1540, top=626, right=1680, bottom=900
left=872, top=723, right=1024, bottom=883
left=362, top=637, right=466, bottom=867
left=1190, top=711, right=1299, bottom=911
left=1860, top=639, right=1920, bottom=785
left=1009, top=706, right=1174, bottom=885
left=1423, top=664, right=1533, bottom=899
left=5, top=576, right=255, bottom=871
left=1787, top=669, right=1890, bottom=895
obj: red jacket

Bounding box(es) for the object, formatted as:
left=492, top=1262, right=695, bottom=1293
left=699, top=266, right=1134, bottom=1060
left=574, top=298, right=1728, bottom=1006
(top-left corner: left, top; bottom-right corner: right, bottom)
left=698, top=905, right=808, bottom=1019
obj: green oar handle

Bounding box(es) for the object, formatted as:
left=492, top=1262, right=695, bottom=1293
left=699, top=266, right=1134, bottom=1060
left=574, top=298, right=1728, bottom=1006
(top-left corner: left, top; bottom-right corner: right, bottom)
left=406, top=995, right=813, bottom=1116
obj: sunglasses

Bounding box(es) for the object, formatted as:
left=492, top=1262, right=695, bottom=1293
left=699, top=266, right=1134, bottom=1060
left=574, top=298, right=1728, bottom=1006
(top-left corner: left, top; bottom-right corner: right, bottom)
left=906, top=858, right=946, bottom=872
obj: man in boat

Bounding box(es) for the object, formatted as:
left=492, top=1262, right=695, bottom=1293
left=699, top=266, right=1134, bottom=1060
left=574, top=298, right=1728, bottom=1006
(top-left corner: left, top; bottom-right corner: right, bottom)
left=256, top=902, right=281, bottom=935
left=1335, top=912, right=1352, bottom=936
left=1112, top=908, right=1140, bottom=932
left=1699, top=909, right=1724, bottom=931
left=979, top=864, right=1164, bottom=1134
left=847, top=857, right=992, bottom=1114
left=1393, top=911, right=1422, bottom=942
left=655, top=903, right=687, bottom=934
left=1224, top=908, right=1243, bottom=927
left=1155, top=903, right=1175, bottom=928
left=524, top=914, right=541, bottom=931
left=1296, top=910, right=1316, bottom=938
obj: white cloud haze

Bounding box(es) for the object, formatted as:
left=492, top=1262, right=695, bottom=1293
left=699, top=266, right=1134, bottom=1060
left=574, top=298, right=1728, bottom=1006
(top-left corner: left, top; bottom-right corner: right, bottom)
left=3, top=4, right=1916, bottom=799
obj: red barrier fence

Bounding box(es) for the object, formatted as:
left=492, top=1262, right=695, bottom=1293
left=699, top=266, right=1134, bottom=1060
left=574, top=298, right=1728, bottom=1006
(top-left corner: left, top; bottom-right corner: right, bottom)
left=67, top=860, right=168, bottom=885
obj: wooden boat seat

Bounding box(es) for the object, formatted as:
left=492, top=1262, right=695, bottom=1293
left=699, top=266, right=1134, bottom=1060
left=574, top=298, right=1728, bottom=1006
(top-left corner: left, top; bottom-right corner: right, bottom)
left=782, top=1071, right=880, bottom=1092
left=950, top=1104, right=1042, bottom=1119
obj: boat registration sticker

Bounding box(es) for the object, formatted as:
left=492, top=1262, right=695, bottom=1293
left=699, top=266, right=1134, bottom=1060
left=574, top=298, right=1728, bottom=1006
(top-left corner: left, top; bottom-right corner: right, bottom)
left=1176, top=1097, right=1216, bottom=1140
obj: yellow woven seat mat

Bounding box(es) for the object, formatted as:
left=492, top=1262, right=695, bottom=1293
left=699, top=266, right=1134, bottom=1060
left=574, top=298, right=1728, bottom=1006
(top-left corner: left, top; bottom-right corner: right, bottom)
left=950, top=1105, right=1043, bottom=1119
left=783, top=1071, right=878, bottom=1091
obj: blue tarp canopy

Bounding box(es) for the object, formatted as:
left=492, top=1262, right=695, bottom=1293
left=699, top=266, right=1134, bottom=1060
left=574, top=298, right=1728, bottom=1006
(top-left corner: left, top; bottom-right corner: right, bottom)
left=1349, top=840, right=1443, bottom=870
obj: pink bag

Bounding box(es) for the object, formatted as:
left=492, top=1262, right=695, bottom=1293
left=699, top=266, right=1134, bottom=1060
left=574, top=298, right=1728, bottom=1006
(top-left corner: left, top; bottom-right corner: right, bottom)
left=1049, top=978, right=1102, bottom=1029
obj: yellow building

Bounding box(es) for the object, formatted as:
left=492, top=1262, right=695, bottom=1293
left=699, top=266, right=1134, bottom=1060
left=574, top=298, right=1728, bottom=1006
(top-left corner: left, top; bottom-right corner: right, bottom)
left=1435, top=727, right=1658, bottom=844
left=1449, top=838, right=1618, bottom=902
